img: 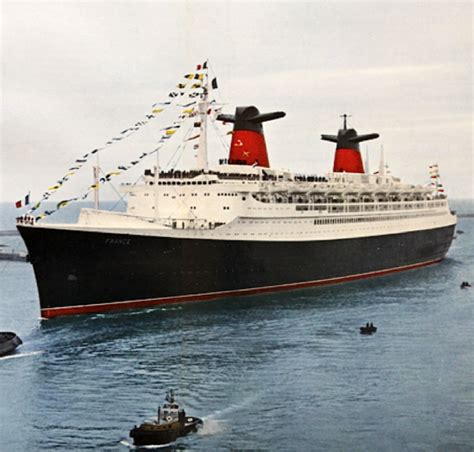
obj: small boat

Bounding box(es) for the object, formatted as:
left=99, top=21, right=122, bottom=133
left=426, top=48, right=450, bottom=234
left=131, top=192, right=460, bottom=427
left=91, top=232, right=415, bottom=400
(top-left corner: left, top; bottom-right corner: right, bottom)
left=0, top=245, right=27, bottom=262
left=130, top=390, right=202, bottom=446
left=0, top=332, right=22, bottom=356
left=360, top=323, right=377, bottom=335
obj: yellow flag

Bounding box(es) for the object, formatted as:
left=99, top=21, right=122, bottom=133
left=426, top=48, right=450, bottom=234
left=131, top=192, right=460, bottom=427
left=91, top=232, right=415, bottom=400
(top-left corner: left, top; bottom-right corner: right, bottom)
left=182, top=108, right=194, bottom=114
left=184, top=74, right=195, bottom=79
left=48, top=185, right=60, bottom=191
left=89, top=183, right=99, bottom=190
left=165, top=129, right=177, bottom=136
left=152, top=108, right=164, bottom=114
left=106, top=171, right=121, bottom=178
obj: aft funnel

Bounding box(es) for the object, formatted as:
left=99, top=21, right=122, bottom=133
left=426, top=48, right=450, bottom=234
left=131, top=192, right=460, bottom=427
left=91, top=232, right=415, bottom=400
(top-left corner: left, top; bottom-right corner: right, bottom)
left=217, top=106, right=285, bottom=168
left=321, top=114, right=379, bottom=174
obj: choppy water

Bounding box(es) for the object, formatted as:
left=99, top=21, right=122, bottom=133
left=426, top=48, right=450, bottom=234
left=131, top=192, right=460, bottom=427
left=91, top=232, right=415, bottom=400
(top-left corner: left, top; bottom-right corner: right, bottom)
left=0, top=201, right=473, bottom=451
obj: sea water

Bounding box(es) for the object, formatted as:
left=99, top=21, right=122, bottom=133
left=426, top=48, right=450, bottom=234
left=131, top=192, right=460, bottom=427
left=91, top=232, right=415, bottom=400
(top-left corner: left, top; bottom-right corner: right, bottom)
left=0, top=201, right=473, bottom=451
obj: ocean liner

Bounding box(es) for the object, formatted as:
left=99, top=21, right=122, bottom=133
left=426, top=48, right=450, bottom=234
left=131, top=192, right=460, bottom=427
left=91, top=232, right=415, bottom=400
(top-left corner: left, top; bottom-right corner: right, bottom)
left=17, top=65, right=457, bottom=318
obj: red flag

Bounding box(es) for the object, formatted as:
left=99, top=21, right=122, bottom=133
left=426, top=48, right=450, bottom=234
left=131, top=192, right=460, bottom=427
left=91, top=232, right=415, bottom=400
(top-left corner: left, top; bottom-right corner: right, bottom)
left=196, top=64, right=202, bottom=70
left=15, top=200, right=22, bottom=208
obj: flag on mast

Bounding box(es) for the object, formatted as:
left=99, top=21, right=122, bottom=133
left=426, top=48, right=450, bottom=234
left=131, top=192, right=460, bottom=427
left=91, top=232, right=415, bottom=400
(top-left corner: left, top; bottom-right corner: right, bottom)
left=15, top=192, right=30, bottom=208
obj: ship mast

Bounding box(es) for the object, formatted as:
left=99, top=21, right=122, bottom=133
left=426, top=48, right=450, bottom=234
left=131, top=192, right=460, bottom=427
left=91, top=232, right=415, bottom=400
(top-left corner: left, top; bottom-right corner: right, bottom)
left=196, top=63, right=209, bottom=172
left=93, top=153, right=100, bottom=210
left=365, top=145, right=370, bottom=174
left=379, top=145, right=385, bottom=176
left=154, top=151, right=160, bottom=218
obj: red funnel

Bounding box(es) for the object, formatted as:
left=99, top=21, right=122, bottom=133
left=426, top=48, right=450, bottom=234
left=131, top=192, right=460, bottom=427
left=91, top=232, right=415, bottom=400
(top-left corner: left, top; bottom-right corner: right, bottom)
left=321, top=115, right=379, bottom=174
left=217, top=106, right=285, bottom=168
left=229, top=130, right=269, bottom=167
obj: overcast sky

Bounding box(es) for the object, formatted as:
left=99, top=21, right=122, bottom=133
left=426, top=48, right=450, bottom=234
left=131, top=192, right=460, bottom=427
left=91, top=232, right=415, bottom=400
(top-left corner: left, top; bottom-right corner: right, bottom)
left=1, top=1, right=472, bottom=204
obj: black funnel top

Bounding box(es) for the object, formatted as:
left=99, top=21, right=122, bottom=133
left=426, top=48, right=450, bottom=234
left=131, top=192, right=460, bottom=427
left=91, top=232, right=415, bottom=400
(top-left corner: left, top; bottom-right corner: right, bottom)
left=321, top=114, right=379, bottom=151
left=217, top=106, right=286, bottom=134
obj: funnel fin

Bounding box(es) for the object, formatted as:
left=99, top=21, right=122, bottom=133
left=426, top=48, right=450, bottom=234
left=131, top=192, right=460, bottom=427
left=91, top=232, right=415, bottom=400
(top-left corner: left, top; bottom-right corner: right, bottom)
left=217, top=106, right=285, bottom=168
left=321, top=115, right=379, bottom=173
left=348, top=133, right=380, bottom=143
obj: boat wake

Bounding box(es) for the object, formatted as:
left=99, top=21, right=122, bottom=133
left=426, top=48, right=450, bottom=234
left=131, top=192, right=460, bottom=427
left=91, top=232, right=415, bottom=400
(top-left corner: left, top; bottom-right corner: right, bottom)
left=197, top=418, right=225, bottom=436
left=0, top=350, right=42, bottom=361
left=119, top=439, right=173, bottom=449
left=198, top=390, right=263, bottom=436
left=203, top=390, right=262, bottom=421
left=197, top=394, right=260, bottom=436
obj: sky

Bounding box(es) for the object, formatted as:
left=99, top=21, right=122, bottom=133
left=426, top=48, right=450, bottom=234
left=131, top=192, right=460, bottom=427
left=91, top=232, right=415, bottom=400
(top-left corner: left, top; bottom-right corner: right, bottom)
left=1, top=0, right=472, bottom=204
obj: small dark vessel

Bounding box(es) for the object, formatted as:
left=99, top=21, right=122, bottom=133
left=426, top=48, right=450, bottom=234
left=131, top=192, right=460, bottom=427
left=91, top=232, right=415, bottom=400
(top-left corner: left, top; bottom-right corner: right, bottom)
left=0, top=332, right=22, bottom=356
left=460, top=281, right=471, bottom=289
left=130, top=390, right=203, bottom=446
left=0, top=245, right=27, bottom=262
left=457, top=230, right=464, bottom=234
left=360, top=323, right=377, bottom=335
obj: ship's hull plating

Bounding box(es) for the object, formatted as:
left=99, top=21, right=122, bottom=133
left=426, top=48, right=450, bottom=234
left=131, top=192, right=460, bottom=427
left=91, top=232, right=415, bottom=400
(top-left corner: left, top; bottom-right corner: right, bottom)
left=18, top=225, right=455, bottom=318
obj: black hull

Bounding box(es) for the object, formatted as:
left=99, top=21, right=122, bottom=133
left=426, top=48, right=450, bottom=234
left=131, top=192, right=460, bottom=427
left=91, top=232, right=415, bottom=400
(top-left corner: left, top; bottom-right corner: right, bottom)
left=17, top=224, right=455, bottom=317
left=130, top=419, right=202, bottom=446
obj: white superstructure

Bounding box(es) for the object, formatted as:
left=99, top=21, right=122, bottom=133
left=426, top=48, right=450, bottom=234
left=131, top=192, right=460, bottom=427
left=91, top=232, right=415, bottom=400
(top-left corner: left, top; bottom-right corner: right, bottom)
left=68, top=163, right=456, bottom=242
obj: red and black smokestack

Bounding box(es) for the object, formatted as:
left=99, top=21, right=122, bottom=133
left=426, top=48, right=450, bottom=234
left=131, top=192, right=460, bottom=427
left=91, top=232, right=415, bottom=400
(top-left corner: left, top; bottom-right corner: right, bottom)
left=217, top=106, right=285, bottom=168
left=321, top=114, right=379, bottom=173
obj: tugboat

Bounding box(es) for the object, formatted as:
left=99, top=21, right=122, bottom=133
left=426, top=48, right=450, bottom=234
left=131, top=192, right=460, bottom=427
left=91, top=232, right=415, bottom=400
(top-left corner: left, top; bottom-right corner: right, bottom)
left=130, top=390, right=203, bottom=446
left=0, top=332, right=22, bottom=357
left=360, top=323, right=377, bottom=335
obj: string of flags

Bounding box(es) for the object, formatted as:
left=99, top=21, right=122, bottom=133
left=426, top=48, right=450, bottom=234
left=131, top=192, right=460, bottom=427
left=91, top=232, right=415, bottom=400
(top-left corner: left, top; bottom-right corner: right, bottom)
left=27, top=97, right=181, bottom=214
left=429, top=164, right=444, bottom=194
left=23, top=63, right=216, bottom=217
left=33, top=104, right=197, bottom=220
left=429, top=164, right=439, bottom=179
left=20, top=61, right=222, bottom=221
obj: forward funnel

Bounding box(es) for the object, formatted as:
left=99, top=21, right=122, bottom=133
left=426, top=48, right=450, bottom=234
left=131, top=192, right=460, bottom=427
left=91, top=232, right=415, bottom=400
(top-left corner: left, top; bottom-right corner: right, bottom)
left=217, top=106, right=285, bottom=168
left=321, top=114, right=379, bottom=173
